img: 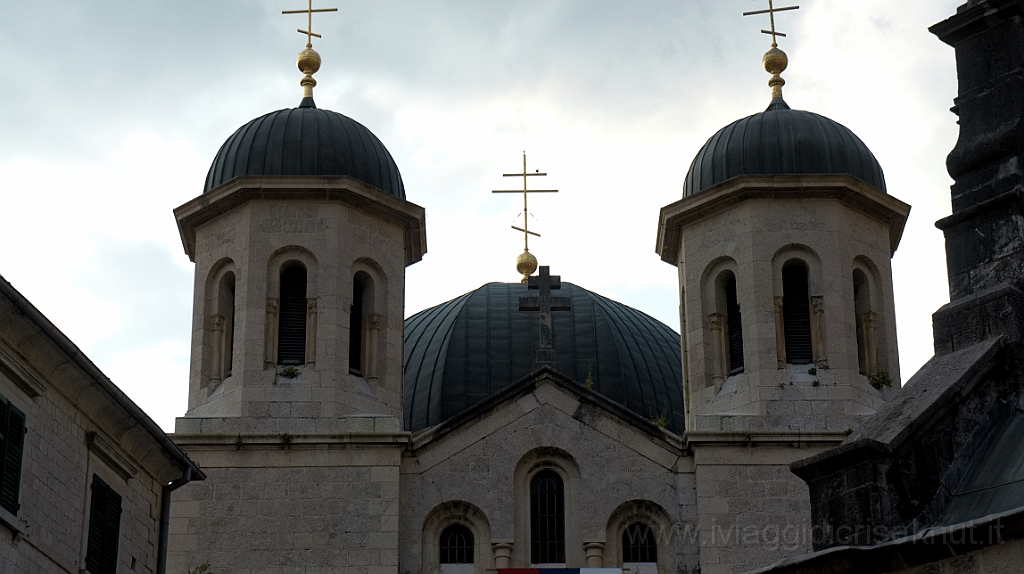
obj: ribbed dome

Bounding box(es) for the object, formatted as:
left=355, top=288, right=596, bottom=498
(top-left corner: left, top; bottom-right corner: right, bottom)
left=204, top=99, right=405, bottom=198
left=404, top=282, right=684, bottom=432
left=683, top=98, right=886, bottom=196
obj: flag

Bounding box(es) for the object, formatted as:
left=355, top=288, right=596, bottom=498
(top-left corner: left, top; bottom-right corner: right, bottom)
left=496, top=569, right=623, bottom=574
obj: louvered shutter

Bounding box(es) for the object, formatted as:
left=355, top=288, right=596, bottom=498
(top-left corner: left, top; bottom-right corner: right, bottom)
left=278, top=266, right=308, bottom=365
left=782, top=266, right=813, bottom=364
left=0, top=397, right=25, bottom=515
left=725, top=277, right=744, bottom=374
left=349, top=282, right=364, bottom=374
left=86, top=475, right=122, bottom=574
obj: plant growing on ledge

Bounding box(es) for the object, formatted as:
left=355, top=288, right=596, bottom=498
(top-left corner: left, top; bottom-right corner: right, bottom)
left=868, top=369, right=893, bottom=390
left=189, top=564, right=214, bottom=574
left=280, top=366, right=300, bottom=379
left=650, top=411, right=668, bottom=428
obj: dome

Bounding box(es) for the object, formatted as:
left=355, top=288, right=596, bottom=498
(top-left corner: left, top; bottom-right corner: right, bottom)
left=204, top=99, right=406, bottom=198
left=404, top=282, right=684, bottom=432
left=683, top=98, right=886, bottom=196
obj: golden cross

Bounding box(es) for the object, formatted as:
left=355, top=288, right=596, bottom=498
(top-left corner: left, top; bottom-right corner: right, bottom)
left=283, top=0, right=338, bottom=48
left=492, top=152, right=558, bottom=252
left=743, top=0, right=800, bottom=47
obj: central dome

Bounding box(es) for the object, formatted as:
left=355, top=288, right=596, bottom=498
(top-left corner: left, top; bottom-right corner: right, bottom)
left=204, top=99, right=406, bottom=198
left=684, top=98, right=886, bottom=196
left=403, top=282, right=684, bottom=433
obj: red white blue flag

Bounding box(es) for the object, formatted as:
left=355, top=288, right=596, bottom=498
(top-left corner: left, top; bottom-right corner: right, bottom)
left=497, top=569, right=624, bottom=574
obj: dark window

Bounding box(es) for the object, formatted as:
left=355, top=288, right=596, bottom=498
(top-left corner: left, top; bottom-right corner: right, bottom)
left=439, top=523, right=474, bottom=564
left=349, top=274, right=367, bottom=375
left=622, top=522, right=658, bottom=563
left=85, top=475, right=122, bottom=574
left=725, top=275, right=744, bottom=374
left=853, top=269, right=870, bottom=375
left=530, top=469, right=565, bottom=564
left=0, top=395, right=26, bottom=515
left=782, top=264, right=813, bottom=364
left=278, top=265, right=307, bottom=365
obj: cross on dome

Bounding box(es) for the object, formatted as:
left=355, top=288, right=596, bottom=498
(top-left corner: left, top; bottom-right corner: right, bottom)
left=519, top=266, right=572, bottom=368
left=492, top=152, right=559, bottom=282
left=282, top=1, right=338, bottom=101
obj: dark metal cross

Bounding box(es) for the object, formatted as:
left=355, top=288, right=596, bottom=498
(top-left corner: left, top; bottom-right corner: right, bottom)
left=743, top=0, right=800, bottom=48
left=519, top=266, right=572, bottom=367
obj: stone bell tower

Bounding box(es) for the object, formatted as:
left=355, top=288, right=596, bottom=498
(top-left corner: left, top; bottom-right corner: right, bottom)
left=168, top=14, right=425, bottom=572
left=655, top=13, right=912, bottom=572
left=172, top=50, right=425, bottom=434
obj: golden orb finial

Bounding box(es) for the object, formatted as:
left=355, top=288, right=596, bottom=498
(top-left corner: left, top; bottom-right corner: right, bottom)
left=297, top=46, right=322, bottom=99
left=516, top=250, right=539, bottom=283
left=763, top=46, right=789, bottom=99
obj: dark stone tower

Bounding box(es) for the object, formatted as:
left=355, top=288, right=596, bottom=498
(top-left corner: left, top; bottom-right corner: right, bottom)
left=931, top=0, right=1024, bottom=353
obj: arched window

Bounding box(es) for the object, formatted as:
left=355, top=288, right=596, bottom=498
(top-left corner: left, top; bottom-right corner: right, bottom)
left=217, top=272, right=236, bottom=378
left=530, top=469, right=565, bottom=564
left=439, top=523, right=474, bottom=564
left=349, top=272, right=373, bottom=375
left=782, top=263, right=813, bottom=365
left=853, top=268, right=877, bottom=376
left=278, top=265, right=307, bottom=365
left=622, top=522, right=657, bottom=564
left=724, top=274, right=744, bottom=374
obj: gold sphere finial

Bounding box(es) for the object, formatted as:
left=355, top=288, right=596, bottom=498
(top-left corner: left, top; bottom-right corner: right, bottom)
left=516, top=250, right=538, bottom=283
left=297, top=46, right=321, bottom=99
left=763, top=46, right=788, bottom=99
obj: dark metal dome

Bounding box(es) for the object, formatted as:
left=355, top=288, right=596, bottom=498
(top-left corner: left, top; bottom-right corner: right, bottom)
left=404, top=282, right=684, bottom=432
left=683, top=98, right=886, bottom=196
left=204, top=99, right=405, bottom=198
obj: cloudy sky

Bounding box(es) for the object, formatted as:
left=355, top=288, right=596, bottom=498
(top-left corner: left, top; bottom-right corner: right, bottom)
left=0, top=1, right=964, bottom=431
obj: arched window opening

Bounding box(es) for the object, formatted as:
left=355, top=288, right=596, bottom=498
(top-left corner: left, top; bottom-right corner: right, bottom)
left=530, top=469, right=565, bottom=564
left=622, top=522, right=658, bottom=564
left=349, top=273, right=371, bottom=375
left=853, top=269, right=877, bottom=376
left=724, top=275, right=744, bottom=374
left=278, top=265, right=307, bottom=365
left=218, top=272, right=236, bottom=378
left=439, top=523, right=474, bottom=564
left=782, top=263, right=813, bottom=365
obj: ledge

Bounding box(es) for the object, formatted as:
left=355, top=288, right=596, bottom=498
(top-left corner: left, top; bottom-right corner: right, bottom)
left=87, top=432, right=138, bottom=480
left=0, top=346, right=46, bottom=398
left=0, top=504, right=27, bottom=540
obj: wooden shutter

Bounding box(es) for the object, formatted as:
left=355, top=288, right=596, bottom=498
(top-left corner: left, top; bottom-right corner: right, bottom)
left=725, top=277, right=744, bottom=374
left=782, top=265, right=813, bottom=364
left=0, top=397, right=25, bottom=515
left=278, top=266, right=308, bottom=365
left=86, top=475, right=122, bottom=574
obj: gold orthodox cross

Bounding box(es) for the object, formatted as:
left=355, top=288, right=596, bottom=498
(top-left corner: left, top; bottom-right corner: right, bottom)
left=743, top=0, right=799, bottom=47
left=283, top=0, right=338, bottom=47
left=492, top=152, right=558, bottom=253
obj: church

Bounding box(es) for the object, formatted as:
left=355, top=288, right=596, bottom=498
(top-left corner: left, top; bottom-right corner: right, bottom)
left=2, top=1, right=1024, bottom=574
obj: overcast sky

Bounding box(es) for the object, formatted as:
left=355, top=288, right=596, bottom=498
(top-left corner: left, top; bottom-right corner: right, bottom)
left=0, top=1, right=965, bottom=431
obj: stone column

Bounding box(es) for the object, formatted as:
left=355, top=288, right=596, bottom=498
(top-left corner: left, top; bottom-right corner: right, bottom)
left=366, top=312, right=382, bottom=380
left=264, top=298, right=278, bottom=368
left=492, top=542, right=514, bottom=569
left=811, top=296, right=827, bottom=369
left=583, top=542, right=605, bottom=568
left=305, top=299, right=318, bottom=368
left=773, top=296, right=786, bottom=368
left=210, top=314, right=225, bottom=389
left=708, top=313, right=725, bottom=390
left=863, top=311, right=878, bottom=376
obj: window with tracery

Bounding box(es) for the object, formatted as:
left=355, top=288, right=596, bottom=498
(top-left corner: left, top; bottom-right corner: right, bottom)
left=622, top=522, right=657, bottom=563
left=530, top=469, right=565, bottom=564
left=439, top=523, right=474, bottom=564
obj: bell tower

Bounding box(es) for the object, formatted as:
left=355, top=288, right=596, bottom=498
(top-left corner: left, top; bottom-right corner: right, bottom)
left=172, top=6, right=426, bottom=434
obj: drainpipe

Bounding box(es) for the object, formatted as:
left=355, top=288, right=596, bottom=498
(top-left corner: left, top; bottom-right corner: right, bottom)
left=158, top=467, right=193, bottom=574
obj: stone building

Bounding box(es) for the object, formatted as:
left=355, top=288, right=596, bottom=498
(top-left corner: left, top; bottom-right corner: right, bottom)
left=0, top=275, right=204, bottom=574
left=164, top=8, right=916, bottom=574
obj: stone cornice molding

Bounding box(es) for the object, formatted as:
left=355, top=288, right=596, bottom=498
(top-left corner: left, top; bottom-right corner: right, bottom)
left=87, top=431, right=139, bottom=480
left=174, top=175, right=428, bottom=266
left=657, top=174, right=911, bottom=265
